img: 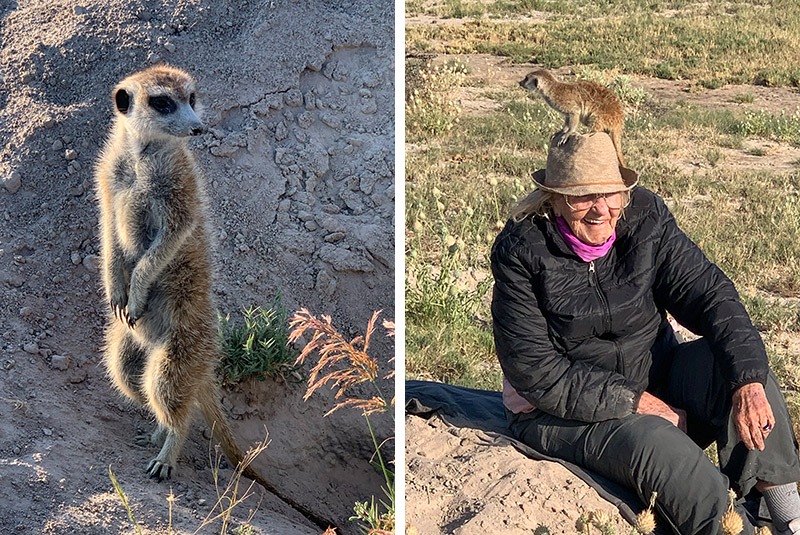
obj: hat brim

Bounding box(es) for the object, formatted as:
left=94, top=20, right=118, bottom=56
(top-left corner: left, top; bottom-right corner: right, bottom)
left=531, top=166, right=639, bottom=196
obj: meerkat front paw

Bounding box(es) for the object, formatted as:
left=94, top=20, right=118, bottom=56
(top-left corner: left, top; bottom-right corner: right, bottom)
left=110, top=285, right=129, bottom=324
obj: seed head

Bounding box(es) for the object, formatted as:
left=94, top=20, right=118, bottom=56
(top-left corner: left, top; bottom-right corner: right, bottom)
left=720, top=509, right=743, bottom=535
left=635, top=509, right=656, bottom=534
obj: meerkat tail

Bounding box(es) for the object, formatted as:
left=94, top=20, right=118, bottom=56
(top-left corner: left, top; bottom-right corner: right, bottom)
left=609, top=128, right=625, bottom=167
left=196, top=393, right=335, bottom=530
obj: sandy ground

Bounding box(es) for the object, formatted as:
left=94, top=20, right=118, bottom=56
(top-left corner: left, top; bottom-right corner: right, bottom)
left=405, top=415, right=639, bottom=534
left=1, top=1, right=394, bottom=533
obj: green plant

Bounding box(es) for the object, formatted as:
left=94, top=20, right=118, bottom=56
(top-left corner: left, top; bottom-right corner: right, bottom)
left=289, top=309, right=395, bottom=534
left=732, top=92, right=755, bottom=104
left=705, top=149, right=722, bottom=167
left=406, top=58, right=467, bottom=141
left=217, top=298, right=301, bottom=385
left=109, top=466, right=143, bottom=534
left=746, top=146, right=767, bottom=156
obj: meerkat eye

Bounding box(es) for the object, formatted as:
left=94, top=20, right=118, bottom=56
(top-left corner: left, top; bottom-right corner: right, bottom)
left=189, top=93, right=196, bottom=108
left=149, top=95, right=177, bottom=114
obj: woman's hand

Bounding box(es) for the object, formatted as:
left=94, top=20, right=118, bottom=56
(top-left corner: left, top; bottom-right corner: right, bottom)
left=636, top=391, right=687, bottom=432
left=732, top=382, right=774, bottom=451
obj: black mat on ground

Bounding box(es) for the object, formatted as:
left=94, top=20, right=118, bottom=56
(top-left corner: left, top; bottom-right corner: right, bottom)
left=406, top=379, right=645, bottom=526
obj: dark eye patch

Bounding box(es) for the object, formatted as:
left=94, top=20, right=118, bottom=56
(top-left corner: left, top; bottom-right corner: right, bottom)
left=189, top=92, right=196, bottom=108
left=148, top=95, right=177, bottom=114
left=115, top=89, right=131, bottom=114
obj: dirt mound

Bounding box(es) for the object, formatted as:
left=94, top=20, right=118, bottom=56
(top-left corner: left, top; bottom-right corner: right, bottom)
left=405, top=415, right=636, bottom=534
left=0, top=1, right=394, bottom=533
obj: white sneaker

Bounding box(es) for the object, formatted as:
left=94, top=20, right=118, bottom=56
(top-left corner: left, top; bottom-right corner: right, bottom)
left=777, top=518, right=800, bottom=535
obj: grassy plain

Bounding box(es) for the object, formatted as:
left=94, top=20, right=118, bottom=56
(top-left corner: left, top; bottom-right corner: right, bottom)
left=405, top=0, right=800, bottom=428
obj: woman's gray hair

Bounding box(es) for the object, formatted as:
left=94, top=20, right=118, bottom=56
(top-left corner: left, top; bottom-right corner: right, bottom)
left=510, top=188, right=632, bottom=222
left=510, top=189, right=559, bottom=222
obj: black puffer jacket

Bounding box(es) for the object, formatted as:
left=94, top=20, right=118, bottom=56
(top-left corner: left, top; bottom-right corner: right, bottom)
left=491, top=186, right=769, bottom=423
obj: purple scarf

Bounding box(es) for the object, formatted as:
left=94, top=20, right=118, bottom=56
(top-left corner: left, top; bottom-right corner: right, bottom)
left=555, top=216, right=616, bottom=262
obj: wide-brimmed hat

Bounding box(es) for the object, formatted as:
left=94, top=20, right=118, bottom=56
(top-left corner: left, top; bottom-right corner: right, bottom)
left=532, top=133, right=638, bottom=196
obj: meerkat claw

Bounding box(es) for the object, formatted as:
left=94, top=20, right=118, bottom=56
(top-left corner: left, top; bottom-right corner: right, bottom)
left=146, top=459, right=173, bottom=481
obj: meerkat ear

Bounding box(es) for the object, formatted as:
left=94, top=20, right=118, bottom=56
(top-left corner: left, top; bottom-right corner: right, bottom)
left=114, top=88, right=132, bottom=115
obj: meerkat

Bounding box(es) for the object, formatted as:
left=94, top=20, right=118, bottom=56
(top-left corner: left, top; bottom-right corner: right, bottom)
left=94, top=65, right=330, bottom=529
left=520, top=68, right=626, bottom=166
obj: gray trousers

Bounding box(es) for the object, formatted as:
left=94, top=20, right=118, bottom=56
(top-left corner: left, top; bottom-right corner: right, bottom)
left=508, top=339, right=800, bottom=535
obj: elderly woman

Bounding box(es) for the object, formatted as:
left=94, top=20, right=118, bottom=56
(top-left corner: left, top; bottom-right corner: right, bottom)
left=491, top=132, right=800, bottom=534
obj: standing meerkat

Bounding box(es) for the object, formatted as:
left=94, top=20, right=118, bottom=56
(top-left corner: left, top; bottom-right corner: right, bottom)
left=94, top=65, right=330, bottom=529
left=520, top=68, right=626, bottom=166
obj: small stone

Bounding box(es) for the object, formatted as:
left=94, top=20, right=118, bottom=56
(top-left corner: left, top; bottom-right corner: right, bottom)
left=69, top=369, right=88, bottom=384
left=70, top=252, right=81, bottom=265
left=274, top=121, right=287, bottom=141
left=21, top=72, right=33, bottom=84
left=51, top=355, right=71, bottom=371
left=23, top=342, right=39, bottom=355
left=64, top=149, right=78, bottom=161
left=297, top=111, right=314, bottom=129
left=3, top=171, right=21, bottom=194
left=198, top=499, right=207, bottom=506
left=42, top=428, right=52, bottom=436
left=43, top=118, right=56, bottom=129
left=324, top=232, right=345, bottom=243
left=284, top=89, right=303, bottom=107
left=82, top=254, right=99, bottom=273
left=19, top=307, right=33, bottom=318
left=245, top=275, right=256, bottom=285
left=52, top=139, right=64, bottom=151
left=74, top=5, right=87, bottom=15
left=320, top=113, right=341, bottom=129
left=164, top=41, right=176, bottom=53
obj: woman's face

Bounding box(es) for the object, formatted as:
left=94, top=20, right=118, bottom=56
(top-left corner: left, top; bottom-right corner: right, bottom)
left=555, top=192, right=624, bottom=245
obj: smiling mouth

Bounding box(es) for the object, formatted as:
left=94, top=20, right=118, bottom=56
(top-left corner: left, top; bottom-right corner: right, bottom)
left=585, top=219, right=606, bottom=225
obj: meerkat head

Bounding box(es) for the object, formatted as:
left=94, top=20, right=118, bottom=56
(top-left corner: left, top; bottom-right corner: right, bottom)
left=112, top=65, right=206, bottom=143
left=519, top=69, right=555, bottom=93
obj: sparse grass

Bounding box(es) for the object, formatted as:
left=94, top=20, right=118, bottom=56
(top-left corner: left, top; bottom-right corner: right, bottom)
left=406, top=58, right=468, bottom=142
left=705, top=149, right=723, bottom=167
left=407, top=3, right=800, bottom=86
left=731, top=92, right=755, bottom=104
left=108, top=435, right=269, bottom=534
left=217, top=298, right=301, bottom=385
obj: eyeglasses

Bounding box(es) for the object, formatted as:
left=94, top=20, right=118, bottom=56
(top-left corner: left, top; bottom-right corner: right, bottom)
left=564, top=191, right=629, bottom=212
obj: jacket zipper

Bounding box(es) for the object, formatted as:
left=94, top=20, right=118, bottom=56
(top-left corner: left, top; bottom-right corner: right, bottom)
left=588, top=261, right=612, bottom=334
